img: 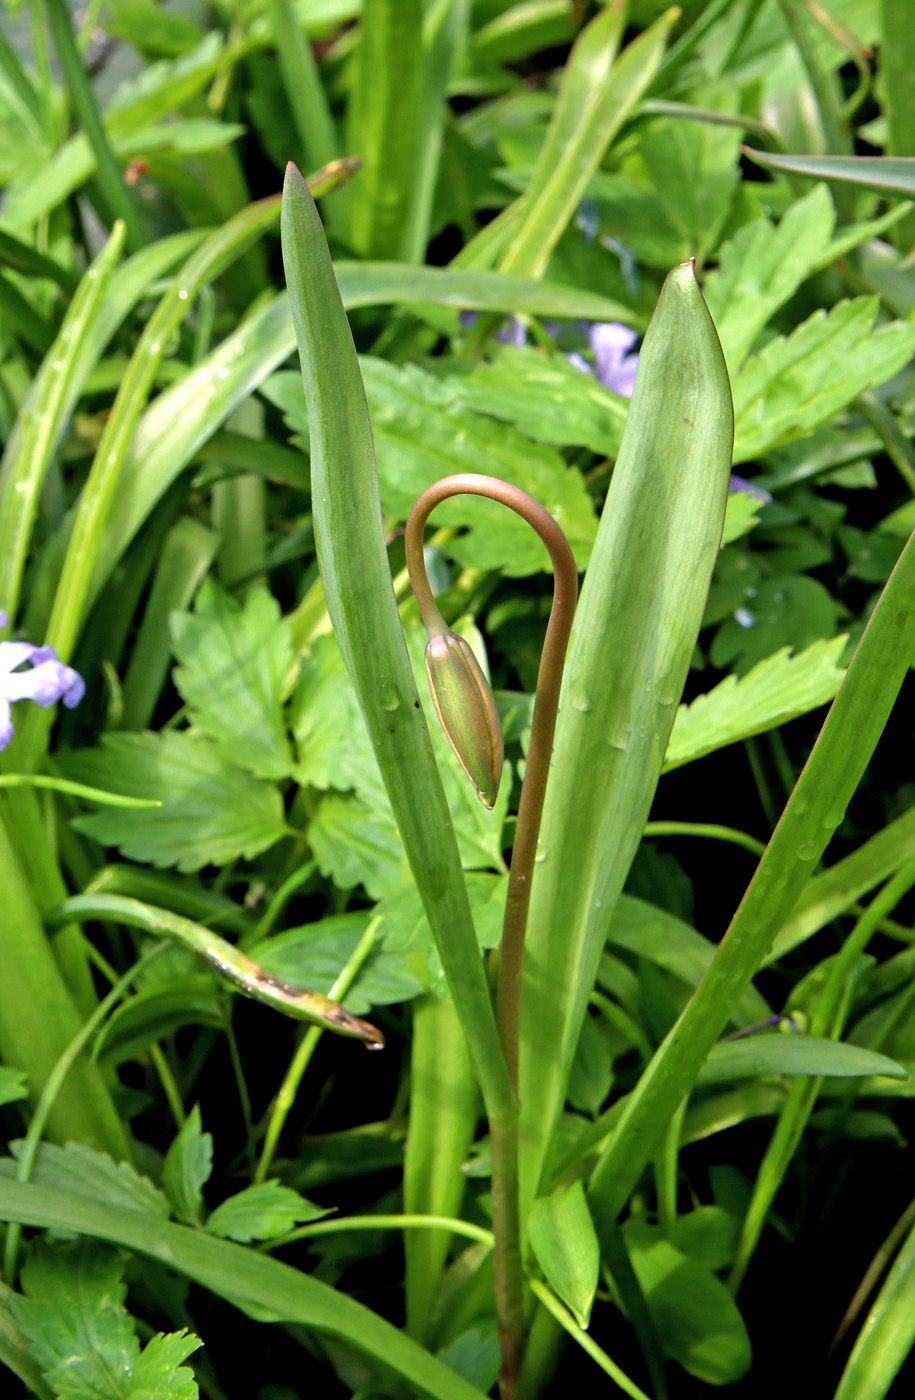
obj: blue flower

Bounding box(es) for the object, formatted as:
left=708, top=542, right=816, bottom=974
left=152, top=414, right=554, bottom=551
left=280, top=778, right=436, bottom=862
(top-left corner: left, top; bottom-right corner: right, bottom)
left=568, top=322, right=640, bottom=397
left=0, top=612, right=85, bottom=751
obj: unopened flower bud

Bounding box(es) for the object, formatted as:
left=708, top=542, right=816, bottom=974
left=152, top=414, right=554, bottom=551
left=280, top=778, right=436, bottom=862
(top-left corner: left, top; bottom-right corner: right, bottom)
left=425, top=631, right=503, bottom=809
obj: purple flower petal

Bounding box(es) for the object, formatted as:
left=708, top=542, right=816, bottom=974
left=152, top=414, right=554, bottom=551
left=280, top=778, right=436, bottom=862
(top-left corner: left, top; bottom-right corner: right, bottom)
left=589, top=323, right=639, bottom=397
left=729, top=474, right=772, bottom=503
left=0, top=631, right=85, bottom=750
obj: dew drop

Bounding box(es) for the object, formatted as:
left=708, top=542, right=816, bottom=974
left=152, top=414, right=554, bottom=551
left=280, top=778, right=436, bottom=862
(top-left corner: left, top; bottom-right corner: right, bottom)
left=379, top=684, right=400, bottom=712
left=570, top=680, right=592, bottom=713
left=796, top=841, right=819, bottom=862
left=534, top=842, right=548, bottom=864
left=216, top=367, right=229, bottom=380
left=177, top=288, right=189, bottom=300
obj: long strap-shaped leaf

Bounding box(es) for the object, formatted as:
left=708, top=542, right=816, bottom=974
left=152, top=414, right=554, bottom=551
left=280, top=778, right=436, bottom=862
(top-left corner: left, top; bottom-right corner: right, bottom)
left=588, top=512, right=915, bottom=1234
left=517, top=261, right=733, bottom=1218
left=280, top=165, right=514, bottom=1126
left=0, top=1179, right=489, bottom=1400
left=48, top=894, right=384, bottom=1045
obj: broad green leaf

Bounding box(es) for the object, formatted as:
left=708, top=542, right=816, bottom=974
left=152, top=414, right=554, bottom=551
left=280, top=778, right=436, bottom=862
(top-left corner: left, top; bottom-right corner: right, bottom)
left=669, top=1207, right=739, bottom=1271
left=292, top=632, right=378, bottom=791
left=162, top=1107, right=212, bottom=1227
left=710, top=575, right=844, bottom=674
left=696, top=1034, right=907, bottom=1087
left=59, top=732, right=287, bottom=873
left=743, top=146, right=915, bottom=196
left=621, top=1221, right=752, bottom=1385
left=733, top=298, right=915, bottom=462
left=528, top=1182, right=600, bottom=1328
left=0, top=1276, right=52, bottom=1400
left=2, top=1143, right=169, bottom=1220
left=609, top=896, right=770, bottom=1027
left=171, top=581, right=296, bottom=780
left=0, top=1178, right=492, bottom=1400
left=518, top=262, right=733, bottom=1221
left=434, top=344, right=629, bottom=458
left=250, top=913, right=425, bottom=1015
left=205, top=1182, right=327, bottom=1242
left=664, top=637, right=847, bottom=770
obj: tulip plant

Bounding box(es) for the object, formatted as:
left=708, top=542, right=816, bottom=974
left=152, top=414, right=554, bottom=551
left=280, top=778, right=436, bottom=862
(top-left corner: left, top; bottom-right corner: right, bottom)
left=3, top=4, right=915, bottom=1400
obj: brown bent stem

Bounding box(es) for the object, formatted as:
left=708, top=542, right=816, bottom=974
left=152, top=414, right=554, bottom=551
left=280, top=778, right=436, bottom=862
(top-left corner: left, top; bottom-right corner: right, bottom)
left=406, top=473, right=577, bottom=1396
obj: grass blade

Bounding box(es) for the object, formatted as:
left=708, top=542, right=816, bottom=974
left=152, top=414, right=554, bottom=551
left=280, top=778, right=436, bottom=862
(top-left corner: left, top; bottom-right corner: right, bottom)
left=0, top=1178, right=490, bottom=1400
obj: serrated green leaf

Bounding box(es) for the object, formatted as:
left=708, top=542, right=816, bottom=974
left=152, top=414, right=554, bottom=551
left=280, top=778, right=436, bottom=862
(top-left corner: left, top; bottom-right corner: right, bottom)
left=292, top=632, right=372, bottom=791
left=376, top=873, right=508, bottom=955
left=664, top=636, right=847, bottom=771
left=436, top=344, right=629, bottom=458
left=162, top=1107, right=212, bottom=1227
left=308, top=791, right=404, bottom=899
left=250, top=912, right=424, bottom=1016
left=710, top=576, right=844, bottom=674
left=636, top=106, right=741, bottom=262
left=12, top=1240, right=140, bottom=1400
left=528, top=1183, right=600, bottom=1329
left=733, top=298, right=915, bottom=462
left=171, top=580, right=296, bottom=780
left=205, top=1182, right=327, bottom=1243
left=125, top=1330, right=201, bottom=1399
left=703, top=185, right=837, bottom=371
left=697, top=1034, right=907, bottom=1087
left=59, top=732, right=287, bottom=873
left=364, top=358, right=598, bottom=573
left=720, top=491, right=764, bottom=545
left=2, top=1143, right=169, bottom=1220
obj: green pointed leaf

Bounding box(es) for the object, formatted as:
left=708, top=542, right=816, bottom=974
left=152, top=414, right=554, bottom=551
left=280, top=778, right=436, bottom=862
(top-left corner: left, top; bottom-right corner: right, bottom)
left=664, top=636, right=848, bottom=771
left=743, top=146, right=915, bottom=196
left=733, top=298, right=915, bottom=462
left=205, top=1182, right=328, bottom=1243
left=59, top=733, right=287, bottom=873
left=697, top=1034, right=908, bottom=1087
left=162, top=1107, right=212, bottom=1227
left=528, top=1182, right=600, bottom=1328
left=610, top=896, right=770, bottom=1026
left=709, top=576, right=844, bottom=674
left=621, top=1221, right=751, bottom=1385
left=171, top=580, right=296, bottom=780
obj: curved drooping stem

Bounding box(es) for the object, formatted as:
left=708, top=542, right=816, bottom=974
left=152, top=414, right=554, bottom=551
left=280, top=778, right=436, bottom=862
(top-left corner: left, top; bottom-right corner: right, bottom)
left=405, top=472, right=578, bottom=1094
